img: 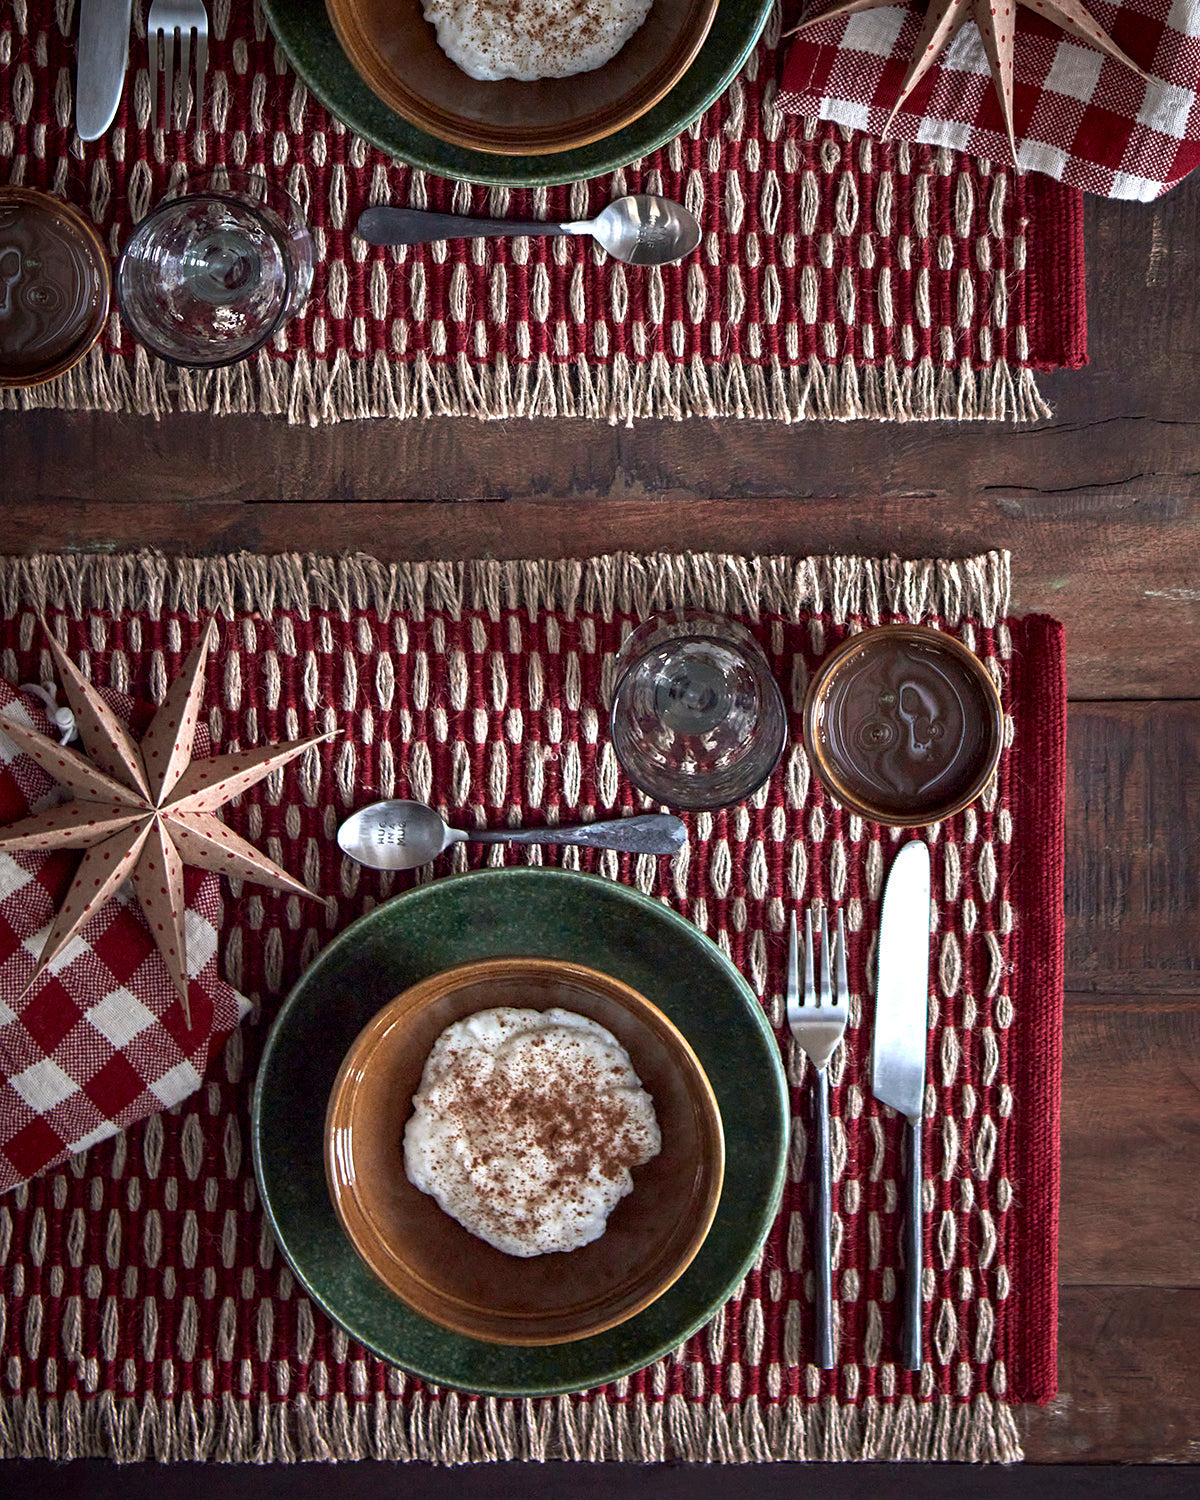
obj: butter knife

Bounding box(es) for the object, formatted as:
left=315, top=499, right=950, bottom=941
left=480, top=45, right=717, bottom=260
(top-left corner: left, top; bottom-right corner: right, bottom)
left=872, top=838, right=932, bottom=1371
left=76, top=0, right=133, bottom=141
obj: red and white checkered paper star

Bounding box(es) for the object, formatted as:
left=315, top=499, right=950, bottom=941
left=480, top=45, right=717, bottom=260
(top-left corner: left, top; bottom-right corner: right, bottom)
left=0, top=674, right=243, bottom=1194
left=788, top=0, right=1146, bottom=162
left=0, top=620, right=333, bottom=1026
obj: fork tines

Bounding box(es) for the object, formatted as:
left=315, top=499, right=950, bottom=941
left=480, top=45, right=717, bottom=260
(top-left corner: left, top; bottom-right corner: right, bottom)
left=786, top=905, right=850, bottom=1066
left=149, top=19, right=209, bottom=131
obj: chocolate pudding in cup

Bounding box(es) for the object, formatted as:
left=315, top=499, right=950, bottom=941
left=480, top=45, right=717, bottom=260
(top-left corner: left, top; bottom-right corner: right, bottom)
left=0, top=187, right=111, bottom=389
left=802, top=625, right=1003, bottom=827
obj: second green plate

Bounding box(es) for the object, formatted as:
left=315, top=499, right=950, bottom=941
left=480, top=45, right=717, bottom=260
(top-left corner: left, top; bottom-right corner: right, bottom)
left=252, top=867, right=788, bottom=1397
left=259, top=0, right=774, bottom=186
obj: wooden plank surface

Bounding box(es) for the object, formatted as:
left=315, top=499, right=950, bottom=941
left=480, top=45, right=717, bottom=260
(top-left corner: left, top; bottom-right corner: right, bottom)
left=0, top=497, right=1195, bottom=698
left=9, top=1458, right=1200, bottom=1499
left=1066, top=704, right=1200, bottom=991
left=1058, top=994, right=1200, bottom=1291
left=3, top=139, right=1200, bottom=1480
left=1024, top=1288, right=1200, bottom=1463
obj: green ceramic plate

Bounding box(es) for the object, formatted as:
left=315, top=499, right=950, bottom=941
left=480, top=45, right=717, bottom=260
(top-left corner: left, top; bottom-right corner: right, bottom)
left=252, top=867, right=788, bottom=1396
left=259, top=0, right=774, bottom=186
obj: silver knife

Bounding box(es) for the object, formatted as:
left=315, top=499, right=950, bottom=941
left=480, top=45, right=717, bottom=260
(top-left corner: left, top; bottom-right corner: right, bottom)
left=872, top=838, right=932, bottom=1372
left=76, top=0, right=133, bottom=141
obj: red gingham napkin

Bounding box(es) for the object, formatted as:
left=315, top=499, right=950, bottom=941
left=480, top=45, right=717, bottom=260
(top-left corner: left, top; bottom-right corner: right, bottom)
left=778, top=0, right=1200, bottom=200
left=0, top=680, right=248, bottom=1194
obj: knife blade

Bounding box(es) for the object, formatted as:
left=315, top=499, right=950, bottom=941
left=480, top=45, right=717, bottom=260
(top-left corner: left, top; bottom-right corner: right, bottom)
left=76, top=0, right=133, bottom=141
left=872, top=838, right=931, bottom=1371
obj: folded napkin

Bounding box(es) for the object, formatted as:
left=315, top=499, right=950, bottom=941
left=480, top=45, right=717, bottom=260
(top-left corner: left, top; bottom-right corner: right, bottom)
left=778, top=0, right=1200, bottom=201
left=0, top=680, right=247, bottom=1194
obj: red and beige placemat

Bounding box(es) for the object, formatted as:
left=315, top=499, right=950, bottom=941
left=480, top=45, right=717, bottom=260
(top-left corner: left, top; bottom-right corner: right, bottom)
left=0, top=548, right=1064, bottom=1462
left=0, top=2, right=1084, bottom=423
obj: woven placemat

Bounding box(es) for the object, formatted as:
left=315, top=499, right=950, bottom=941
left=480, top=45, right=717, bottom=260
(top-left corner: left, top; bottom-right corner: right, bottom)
left=0, top=1, right=1084, bottom=423
left=0, top=549, right=1065, bottom=1462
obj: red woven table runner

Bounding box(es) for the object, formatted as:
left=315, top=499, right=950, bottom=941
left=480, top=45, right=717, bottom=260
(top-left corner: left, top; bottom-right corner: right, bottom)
left=0, top=550, right=1064, bottom=1462
left=0, top=3, right=1084, bottom=423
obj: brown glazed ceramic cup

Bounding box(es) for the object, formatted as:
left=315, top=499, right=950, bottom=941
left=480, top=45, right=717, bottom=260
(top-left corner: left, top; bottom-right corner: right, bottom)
left=0, top=187, right=111, bottom=389
left=324, top=0, right=719, bottom=155
left=324, top=957, right=725, bottom=1345
left=802, top=624, right=1004, bottom=828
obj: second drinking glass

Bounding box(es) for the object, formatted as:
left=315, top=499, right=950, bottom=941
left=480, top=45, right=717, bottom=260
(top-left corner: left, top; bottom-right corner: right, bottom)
left=116, top=170, right=314, bottom=367
left=609, top=610, right=787, bottom=809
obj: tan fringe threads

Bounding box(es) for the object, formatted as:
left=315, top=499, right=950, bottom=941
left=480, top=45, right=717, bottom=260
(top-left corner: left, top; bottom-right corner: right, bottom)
left=0, top=550, right=1011, bottom=631
left=0, top=1391, right=1023, bottom=1464
left=0, top=345, right=1051, bottom=426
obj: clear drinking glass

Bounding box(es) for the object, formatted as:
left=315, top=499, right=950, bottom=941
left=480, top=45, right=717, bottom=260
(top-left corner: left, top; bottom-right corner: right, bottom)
left=115, top=170, right=314, bottom=367
left=609, top=610, right=787, bottom=809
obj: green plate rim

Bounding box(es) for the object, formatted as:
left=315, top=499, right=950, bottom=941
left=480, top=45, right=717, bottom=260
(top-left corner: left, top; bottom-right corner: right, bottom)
left=258, top=0, right=775, bottom=187
left=251, top=866, right=789, bottom=1397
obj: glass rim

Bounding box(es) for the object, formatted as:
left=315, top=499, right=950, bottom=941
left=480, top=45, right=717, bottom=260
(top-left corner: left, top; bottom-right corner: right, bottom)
left=609, top=620, right=775, bottom=703
left=115, top=192, right=295, bottom=369
left=608, top=632, right=788, bottom=810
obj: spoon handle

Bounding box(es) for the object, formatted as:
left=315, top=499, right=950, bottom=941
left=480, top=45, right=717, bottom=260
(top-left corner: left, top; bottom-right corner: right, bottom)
left=357, top=206, right=571, bottom=248
left=469, top=813, right=686, bottom=856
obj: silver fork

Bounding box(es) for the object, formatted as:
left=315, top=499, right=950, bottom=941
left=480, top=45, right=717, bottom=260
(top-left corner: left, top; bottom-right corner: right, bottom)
left=787, top=906, right=850, bottom=1370
left=147, top=0, right=209, bottom=131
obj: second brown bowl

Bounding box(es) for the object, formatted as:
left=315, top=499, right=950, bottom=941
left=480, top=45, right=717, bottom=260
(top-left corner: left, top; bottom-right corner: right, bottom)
left=324, top=956, right=725, bottom=1345
left=325, top=0, right=719, bottom=155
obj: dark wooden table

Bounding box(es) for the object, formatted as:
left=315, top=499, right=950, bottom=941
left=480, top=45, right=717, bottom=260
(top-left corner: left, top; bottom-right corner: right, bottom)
left=4, top=162, right=1199, bottom=1495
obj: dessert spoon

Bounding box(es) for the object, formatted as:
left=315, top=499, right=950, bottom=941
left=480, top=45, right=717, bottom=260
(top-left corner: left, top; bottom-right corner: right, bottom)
left=337, top=799, right=687, bottom=871
left=355, top=194, right=702, bottom=266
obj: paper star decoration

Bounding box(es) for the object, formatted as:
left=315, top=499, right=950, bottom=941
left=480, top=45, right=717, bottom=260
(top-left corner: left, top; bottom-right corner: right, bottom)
left=791, top=0, right=1147, bottom=163
left=0, top=620, right=335, bottom=1024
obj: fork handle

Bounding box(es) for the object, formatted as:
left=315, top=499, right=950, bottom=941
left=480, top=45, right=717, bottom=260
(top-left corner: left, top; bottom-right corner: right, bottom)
left=902, top=1116, right=924, bottom=1372
left=812, top=1066, right=835, bottom=1370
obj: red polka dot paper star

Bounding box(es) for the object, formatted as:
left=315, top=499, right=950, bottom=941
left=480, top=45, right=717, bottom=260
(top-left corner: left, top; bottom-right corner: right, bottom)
left=792, top=0, right=1147, bottom=163
left=0, top=620, right=336, bottom=1024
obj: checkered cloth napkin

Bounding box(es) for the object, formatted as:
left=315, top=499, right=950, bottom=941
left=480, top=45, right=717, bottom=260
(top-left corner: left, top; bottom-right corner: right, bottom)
left=0, top=679, right=248, bottom=1194
left=778, top=0, right=1200, bottom=200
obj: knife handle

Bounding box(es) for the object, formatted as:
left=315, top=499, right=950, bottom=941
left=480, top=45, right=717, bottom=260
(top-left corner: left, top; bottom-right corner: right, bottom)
left=902, top=1116, right=924, bottom=1372
left=812, top=1066, right=835, bottom=1370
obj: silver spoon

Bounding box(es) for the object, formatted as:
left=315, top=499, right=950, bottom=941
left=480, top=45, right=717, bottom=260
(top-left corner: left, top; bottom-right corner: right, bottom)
left=355, top=194, right=702, bottom=267
left=337, top=799, right=687, bottom=871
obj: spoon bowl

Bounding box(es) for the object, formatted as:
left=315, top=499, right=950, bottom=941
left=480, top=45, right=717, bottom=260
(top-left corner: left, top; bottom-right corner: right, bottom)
left=355, top=195, right=702, bottom=267
left=337, top=799, right=687, bottom=871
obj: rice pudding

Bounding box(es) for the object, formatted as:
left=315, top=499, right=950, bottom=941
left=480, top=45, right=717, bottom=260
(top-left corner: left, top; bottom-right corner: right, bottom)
left=421, top=0, right=655, bottom=83
left=403, top=1006, right=661, bottom=1257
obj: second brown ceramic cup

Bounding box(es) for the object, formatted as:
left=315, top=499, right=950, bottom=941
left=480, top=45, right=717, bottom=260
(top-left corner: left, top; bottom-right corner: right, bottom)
left=0, top=187, right=111, bottom=390
left=802, top=624, right=1004, bottom=827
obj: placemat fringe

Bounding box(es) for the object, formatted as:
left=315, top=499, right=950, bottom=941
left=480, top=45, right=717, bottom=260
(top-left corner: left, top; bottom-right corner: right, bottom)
left=0, top=550, right=1011, bottom=633
left=0, top=346, right=1050, bottom=426
left=0, top=1388, right=1023, bottom=1461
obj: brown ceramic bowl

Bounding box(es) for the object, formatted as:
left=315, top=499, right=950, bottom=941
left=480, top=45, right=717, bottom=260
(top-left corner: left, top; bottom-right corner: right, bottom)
left=802, top=624, right=1004, bottom=827
left=0, top=187, right=111, bottom=389
left=324, top=956, right=724, bottom=1345
left=324, top=0, right=719, bottom=155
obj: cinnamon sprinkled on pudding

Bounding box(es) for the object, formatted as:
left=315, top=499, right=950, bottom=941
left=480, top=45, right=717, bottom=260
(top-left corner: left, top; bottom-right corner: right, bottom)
left=422, top=0, right=655, bottom=83
left=403, top=1007, right=660, bottom=1256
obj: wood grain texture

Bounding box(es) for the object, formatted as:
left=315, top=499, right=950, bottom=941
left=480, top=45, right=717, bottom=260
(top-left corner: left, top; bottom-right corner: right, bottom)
left=7, top=1459, right=1200, bottom=1498
left=0, top=498, right=1194, bottom=698
left=1059, top=995, right=1200, bottom=1288
left=1023, top=1288, right=1200, bottom=1463
left=1066, top=704, right=1200, bottom=992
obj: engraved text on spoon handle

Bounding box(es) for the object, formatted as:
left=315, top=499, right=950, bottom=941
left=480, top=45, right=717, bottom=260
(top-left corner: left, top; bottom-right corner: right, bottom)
left=356, top=206, right=570, bottom=247
left=469, top=814, right=686, bottom=855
